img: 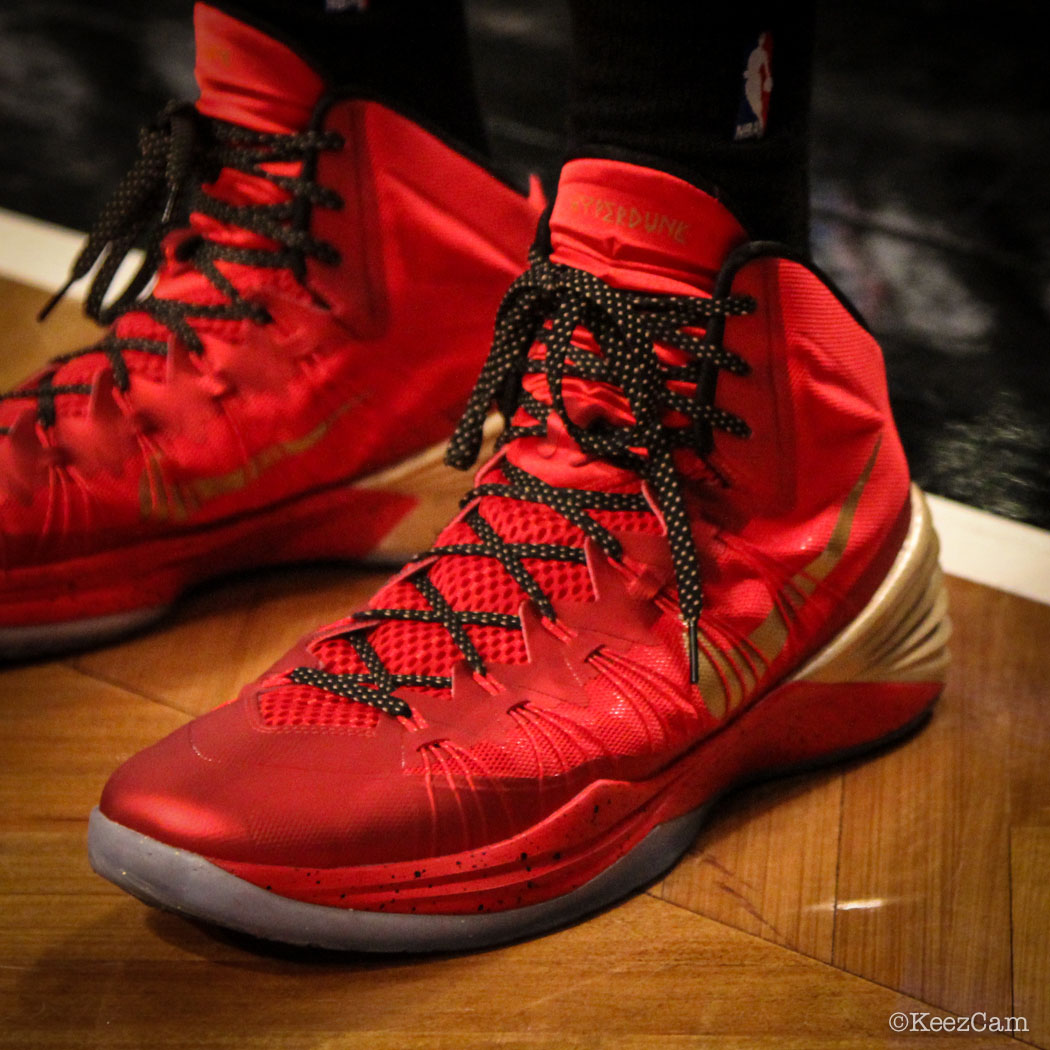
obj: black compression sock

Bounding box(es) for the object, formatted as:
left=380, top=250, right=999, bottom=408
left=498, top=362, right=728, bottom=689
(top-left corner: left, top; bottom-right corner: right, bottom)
left=566, top=0, right=814, bottom=251
left=216, top=0, right=489, bottom=155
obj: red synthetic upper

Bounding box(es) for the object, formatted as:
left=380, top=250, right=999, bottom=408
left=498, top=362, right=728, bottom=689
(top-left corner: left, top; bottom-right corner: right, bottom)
left=100, top=159, right=914, bottom=879
left=194, top=4, right=323, bottom=133
left=0, top=3, right=543, bottom=625
left=548, top=159, right=747, bottom=291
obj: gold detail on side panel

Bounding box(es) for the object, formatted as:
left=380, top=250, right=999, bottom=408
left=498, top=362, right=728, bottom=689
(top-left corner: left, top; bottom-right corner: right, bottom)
left=693, top=440, right=881, bottom=719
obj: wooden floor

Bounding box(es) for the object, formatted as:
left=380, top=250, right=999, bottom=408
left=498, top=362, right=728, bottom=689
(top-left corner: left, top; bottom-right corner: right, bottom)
left=1, top=276, right=1049, bottom=1048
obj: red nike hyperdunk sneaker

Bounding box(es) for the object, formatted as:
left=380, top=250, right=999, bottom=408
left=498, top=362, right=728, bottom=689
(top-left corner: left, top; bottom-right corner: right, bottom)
left=0, top=3, right=543, bottom=659
left=89, top=159, right=950, bottom=951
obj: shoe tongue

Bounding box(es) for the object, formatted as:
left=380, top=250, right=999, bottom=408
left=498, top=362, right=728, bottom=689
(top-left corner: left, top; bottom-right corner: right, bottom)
left=506, top=159, right=748, bottom=487
left=549, top=158, right=747, bottom=294
left=193, top=3, right=323, bottom=133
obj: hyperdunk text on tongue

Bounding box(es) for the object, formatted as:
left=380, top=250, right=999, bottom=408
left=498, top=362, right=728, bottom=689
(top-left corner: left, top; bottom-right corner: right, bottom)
left=549, top=160, right=748, bottom=293
left=567, top=196, right=691, bottom=245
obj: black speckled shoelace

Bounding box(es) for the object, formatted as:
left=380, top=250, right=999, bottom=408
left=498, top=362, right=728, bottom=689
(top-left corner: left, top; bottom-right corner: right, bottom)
left=289, top=253, right=756, bottom=716
left=0, top=100, right=344, bottom=434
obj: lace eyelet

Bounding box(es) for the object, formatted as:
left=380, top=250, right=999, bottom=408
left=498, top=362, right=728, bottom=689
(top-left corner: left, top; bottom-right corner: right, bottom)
left=173, top=234, right=203, bottom=263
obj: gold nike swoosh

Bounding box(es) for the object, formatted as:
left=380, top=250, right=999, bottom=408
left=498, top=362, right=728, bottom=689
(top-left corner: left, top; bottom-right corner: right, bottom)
left=695, top=438, right=881, bottom=720
left=138, top=400, right=356, bottom=522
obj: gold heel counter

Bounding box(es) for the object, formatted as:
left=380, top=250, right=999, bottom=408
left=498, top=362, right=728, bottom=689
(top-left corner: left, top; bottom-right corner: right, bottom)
left=796, top=485, right=952, bottom=686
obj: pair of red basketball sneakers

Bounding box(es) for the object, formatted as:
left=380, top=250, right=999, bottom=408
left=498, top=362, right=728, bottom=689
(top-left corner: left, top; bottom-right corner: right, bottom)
left=1, top=5, right=949, bottom=951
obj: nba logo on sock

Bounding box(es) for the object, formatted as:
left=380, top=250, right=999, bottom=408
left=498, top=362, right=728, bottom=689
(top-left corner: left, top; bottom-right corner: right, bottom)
left=734, top=32, right=773, bottom=141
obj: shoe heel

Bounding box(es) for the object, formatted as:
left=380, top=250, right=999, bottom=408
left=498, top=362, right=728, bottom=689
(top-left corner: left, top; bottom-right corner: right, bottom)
left=712, top=490, right=950, bottom=781
left=794, top=484, right=951, bottom=690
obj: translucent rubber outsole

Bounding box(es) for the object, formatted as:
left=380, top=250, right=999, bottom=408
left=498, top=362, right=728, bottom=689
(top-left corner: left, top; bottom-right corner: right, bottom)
left=88, top=803, right=712, bottom=953
left=87, top=704, right=933, bottom=953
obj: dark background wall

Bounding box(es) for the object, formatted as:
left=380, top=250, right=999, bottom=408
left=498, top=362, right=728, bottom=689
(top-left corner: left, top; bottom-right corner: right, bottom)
left=1, top=1, right=1048, bottom=526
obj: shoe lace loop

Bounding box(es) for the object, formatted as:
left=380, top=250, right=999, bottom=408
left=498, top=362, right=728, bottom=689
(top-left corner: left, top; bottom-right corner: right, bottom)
left=289, top=254, right=755, bottom=716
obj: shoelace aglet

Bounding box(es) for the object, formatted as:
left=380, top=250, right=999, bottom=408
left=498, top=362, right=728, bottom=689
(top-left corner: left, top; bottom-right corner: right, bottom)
left=36, top=276, right=77, bottom=323
left=687, top=619, right=700, bottom=685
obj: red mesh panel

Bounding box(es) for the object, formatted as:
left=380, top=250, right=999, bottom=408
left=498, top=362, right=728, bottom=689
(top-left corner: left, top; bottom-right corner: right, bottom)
left=366, top=578, right=430, bottom=612
left=525, top=557, right=593, bottom=605
left=371, top=617, right=462, bottom=677
left=300, top=485, right=666, bottom=728
left=429, top=551, right=521, bottom=613
left=592, top=508, right=662, bottom=534
left=28, top=347, right=169, bottom=402
left=466, top=623, right=527, bottom=666
left=482, top=495, right=580, bottom=545
left=312, top=637, right=367, bottom=675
